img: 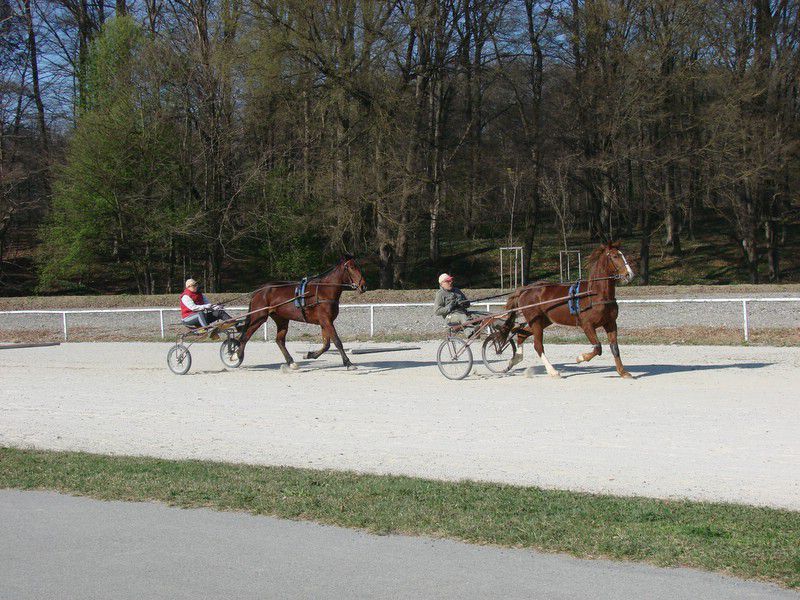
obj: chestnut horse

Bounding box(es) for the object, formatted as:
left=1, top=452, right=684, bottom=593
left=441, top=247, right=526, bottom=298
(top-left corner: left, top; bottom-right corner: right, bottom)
left=236, top=255, right=367, bottom=370
left=501, top=242, right=635, bottom=378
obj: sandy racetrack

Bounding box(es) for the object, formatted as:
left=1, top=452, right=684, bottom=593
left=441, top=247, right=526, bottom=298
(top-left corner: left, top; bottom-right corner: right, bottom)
left=1, top=341, right=798, bottom=509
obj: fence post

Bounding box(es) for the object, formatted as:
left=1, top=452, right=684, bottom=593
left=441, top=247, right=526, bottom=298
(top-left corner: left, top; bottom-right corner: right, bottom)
left=742, top=300, right=749, bottom=343
left=159, top=310, right=165, bottom=339
left=369, top=305, right=375, bottom=338
left=62, top=312, right=68, bottom=341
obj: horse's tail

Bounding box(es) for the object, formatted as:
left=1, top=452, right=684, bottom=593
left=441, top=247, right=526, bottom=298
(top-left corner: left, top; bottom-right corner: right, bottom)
left=240, top=291, right=259, bottom=339
left=498, top=288, right=523, bottom=340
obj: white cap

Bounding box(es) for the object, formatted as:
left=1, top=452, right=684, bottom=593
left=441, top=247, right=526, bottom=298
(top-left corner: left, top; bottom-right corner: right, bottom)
left=438, top=273, right=454, bottom=284
left=185, top=278, right=198, bottom=288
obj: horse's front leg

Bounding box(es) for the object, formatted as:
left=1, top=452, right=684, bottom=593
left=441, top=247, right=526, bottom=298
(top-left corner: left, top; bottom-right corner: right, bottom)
left=322, top=320, right=355, bottom=370
left=576, top=324, right=602, bottom=364
left=305, top=329, right=331, bottom=360
left=272, top=316, right=298, bottom=370
left=604, top=322, right=633, bottom=379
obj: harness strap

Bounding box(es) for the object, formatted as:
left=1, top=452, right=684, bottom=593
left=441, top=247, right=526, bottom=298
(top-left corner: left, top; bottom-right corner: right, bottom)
left=568, top=281, right=582, bottom=315
left=294, top=277, right=309, bottom=322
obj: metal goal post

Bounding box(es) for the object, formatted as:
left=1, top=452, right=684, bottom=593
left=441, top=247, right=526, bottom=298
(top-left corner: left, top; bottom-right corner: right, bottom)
left=559, top=249, right=582, bottom=282
left=500, top=246, right=523, bottom=290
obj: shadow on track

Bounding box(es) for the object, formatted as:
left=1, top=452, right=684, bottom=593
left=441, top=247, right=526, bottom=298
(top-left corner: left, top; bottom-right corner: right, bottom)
left=242, top=359, right=439, bottom=373
left=551, top=362, right=774, bottom=378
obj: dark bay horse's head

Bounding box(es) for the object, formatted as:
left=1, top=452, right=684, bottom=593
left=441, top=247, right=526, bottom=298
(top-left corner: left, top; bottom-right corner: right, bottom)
left=592, top=242, right=635, bottom=284
left=341, top=255, right=367, bottom=293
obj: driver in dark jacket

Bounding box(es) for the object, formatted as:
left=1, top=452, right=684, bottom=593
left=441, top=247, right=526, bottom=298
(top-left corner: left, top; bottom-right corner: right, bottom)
left=434, top=273, right=470, bottom=325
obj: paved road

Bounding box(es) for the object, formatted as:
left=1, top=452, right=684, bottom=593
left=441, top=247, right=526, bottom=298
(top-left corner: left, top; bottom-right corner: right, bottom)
left=0, top=490, right=795, bottom=600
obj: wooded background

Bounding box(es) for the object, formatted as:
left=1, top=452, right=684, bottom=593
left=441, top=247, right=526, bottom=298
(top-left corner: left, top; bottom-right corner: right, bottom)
left=1, top=0, right=798, bottom=294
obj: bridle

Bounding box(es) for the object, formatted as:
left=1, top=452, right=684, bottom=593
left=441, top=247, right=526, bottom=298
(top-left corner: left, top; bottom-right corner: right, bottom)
left=604, top=250, right=634, bottom=283
left=341, top=259, right=365, bottom=291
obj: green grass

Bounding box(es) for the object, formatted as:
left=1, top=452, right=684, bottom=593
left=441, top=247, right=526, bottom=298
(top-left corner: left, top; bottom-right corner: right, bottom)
left=1, top=447, right=798, bottom=587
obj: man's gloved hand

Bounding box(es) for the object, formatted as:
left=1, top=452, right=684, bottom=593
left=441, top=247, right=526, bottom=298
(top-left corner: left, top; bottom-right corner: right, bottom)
left=446, top=300, right=457, bottom=312
left=461, top=300, right=471, bottom=309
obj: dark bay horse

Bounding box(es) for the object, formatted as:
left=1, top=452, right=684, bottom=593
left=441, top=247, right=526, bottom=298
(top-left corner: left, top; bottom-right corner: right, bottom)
left=501, top=242, right=635, bottom=378
left=237, top=255, right=367, bottom=370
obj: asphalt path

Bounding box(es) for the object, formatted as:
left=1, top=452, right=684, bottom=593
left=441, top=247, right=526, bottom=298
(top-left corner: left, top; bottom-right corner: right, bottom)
left=0, top=490, right=796, bottom=600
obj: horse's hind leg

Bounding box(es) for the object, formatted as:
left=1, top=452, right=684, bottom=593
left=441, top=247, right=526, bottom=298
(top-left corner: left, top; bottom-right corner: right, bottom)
left=604, top=322, right=633, bottom=379
left=507, top=328, right=529, bottom=370
left=576, top=324, right=602, bottom=364
left=237, top=317, right=265, bottom=362
left=526, top=320, right=560, bottom=378
left=272, top=316, right=298, bottom=370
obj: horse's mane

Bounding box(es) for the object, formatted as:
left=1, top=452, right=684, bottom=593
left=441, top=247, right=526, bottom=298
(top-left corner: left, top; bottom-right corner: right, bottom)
left=587, top=241, right=620, bottom=268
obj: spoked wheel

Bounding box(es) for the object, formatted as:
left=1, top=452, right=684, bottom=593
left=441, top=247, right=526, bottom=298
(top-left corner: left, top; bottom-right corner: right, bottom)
left=481, top=332, right=517, bottom=374
left=167, top=344, right=192, bottom=375
left=437, top=336, right=474, bottom=380
left=220, top=338, right=242, bottom=368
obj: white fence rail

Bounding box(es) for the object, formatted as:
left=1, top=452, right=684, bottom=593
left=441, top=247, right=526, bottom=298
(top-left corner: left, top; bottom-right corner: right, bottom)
left=1, top=297, right=798, bottom=342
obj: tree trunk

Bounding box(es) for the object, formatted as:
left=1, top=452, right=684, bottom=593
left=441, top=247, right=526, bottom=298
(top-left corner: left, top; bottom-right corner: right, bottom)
left=24, top=0, right=48, bottom=155
left=429, top=75, right=445, bottom=263
left=765, top=220, right=779, bottom=282
left=639, top=208, right=652, bottom=285
left=664, top=164, right=682, bottom=255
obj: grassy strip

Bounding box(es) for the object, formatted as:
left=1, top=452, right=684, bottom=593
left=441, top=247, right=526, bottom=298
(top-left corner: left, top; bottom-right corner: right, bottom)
left=1, top=447, right=798, bottom=587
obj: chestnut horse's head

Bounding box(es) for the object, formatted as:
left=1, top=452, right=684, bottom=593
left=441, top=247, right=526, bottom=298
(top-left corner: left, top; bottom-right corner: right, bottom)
left=340, top=254, right=367, bottom=293
left=591, top=242, right=635, bottom=284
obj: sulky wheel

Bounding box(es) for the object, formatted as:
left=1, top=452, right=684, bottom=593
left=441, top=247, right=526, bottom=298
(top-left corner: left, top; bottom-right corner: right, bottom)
left=437, top=336, right=474, bottom=380
left=167, top=344, right=192, bottom=375
left=481, top=331, right=517, bottom=374
left=219, top=338, right=243, bottom=368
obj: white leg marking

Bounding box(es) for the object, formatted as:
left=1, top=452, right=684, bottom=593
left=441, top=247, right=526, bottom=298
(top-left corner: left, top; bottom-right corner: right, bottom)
left=508, top=343, right=524, bottom=369
left=539, top=352, right=561, bottom=378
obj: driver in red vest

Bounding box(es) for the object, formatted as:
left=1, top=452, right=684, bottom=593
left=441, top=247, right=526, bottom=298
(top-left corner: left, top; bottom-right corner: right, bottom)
left=180, top=278, right=231, bottom=331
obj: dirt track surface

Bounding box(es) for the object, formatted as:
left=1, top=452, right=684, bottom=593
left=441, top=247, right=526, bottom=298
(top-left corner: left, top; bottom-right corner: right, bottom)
left=1, top=342, right=798, bottom=509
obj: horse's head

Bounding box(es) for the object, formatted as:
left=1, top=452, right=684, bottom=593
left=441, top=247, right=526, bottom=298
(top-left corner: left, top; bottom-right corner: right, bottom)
left=591, top=242, right=634, bottom=284
left=602, top=242, right=634, bottom=284
left=340, top=254, right=367, bottom=293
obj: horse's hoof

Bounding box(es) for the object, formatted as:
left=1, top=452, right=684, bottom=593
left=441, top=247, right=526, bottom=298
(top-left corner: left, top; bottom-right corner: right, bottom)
left=508, top=355, right=523, bottom=369
left=289, top=363, right=300, bottom=370
left=305, top=352, right=314, bottom=360
left=280, top=364, right=295, bottom=374
left=550, top=371, right=562, bottom=379
left=620, top=371, right=634, bottom=379
left=576, top=355, right=584, bottom=364
left=524, top=367, right=536, bottom=378
left=346, top=364, right=358, bottom=371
